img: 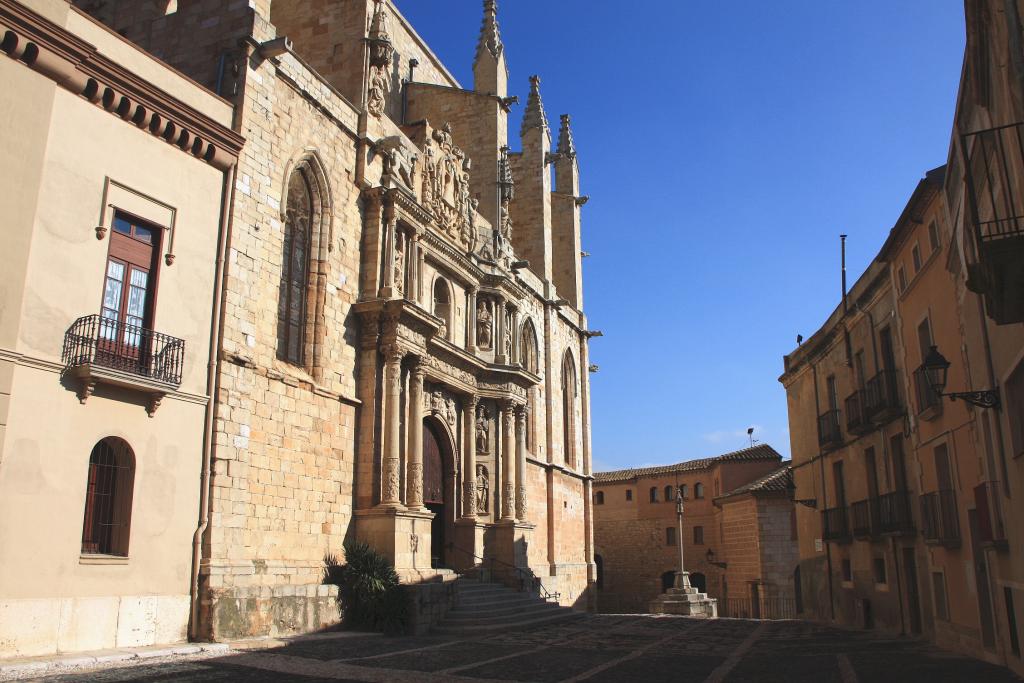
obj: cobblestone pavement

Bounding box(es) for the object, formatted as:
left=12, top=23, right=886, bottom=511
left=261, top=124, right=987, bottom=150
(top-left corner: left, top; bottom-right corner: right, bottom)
left=17, top=616, right=1023, bottom=682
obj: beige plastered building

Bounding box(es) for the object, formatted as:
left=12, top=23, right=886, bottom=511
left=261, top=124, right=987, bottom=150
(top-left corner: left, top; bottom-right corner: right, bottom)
left=1, top=0, right=599, bottom=656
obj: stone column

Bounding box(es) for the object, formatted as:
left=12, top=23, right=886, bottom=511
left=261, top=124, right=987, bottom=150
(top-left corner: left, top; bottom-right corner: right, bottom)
left=467, top=288, right=478, bottom=352
left=495, top=297, right=507, bottom=364
left=406, top=359, right=425, bottom=510
left=380, top=201, right=397, bottom=298
left=500, top=399, right=516, bottom=521
left=408, top=232, right=420, bottom=303
left=515, top=403, right=528, bottom=521
left=380, top=344, right=404, bottom=507
left=417, top=240, right=426, bottom=306
left=462, top=394, right=478, bottom=518
left=510, top=308, right=520, bottom=365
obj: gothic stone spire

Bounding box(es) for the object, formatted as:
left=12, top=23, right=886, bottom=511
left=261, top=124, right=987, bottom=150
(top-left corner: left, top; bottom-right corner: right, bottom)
left=557, top=114, right=576, bottom=158
left=475, top=0, right=503, bottom=63
left=521, top=75, right=550, bottom=137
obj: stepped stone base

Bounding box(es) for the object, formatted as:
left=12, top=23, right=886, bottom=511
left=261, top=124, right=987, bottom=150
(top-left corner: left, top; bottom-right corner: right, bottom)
left=648, top=572, right=718, bottom=617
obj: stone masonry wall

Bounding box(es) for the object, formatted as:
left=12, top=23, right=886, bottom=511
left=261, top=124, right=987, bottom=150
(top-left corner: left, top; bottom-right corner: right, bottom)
left=200, top=13, right=365, bottom=639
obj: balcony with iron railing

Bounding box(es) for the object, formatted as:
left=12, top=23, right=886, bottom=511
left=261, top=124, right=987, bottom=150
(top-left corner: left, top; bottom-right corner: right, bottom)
left=822, top=506, right=851, bottom=542
left=876, top=491, right=915, bottom=536
left=62, top=314, right=185, bottom=415
left=849, top=499, right=878, bottom=539
left=818, top=409, right=842, bottom=450
left=913, top=366, right=943, bottom=421
left=844, top=391, right=870, bottom=436
left=864, top=369, right=902, bottom=422
left=962, top=121, right=1024, bottom=324
left=920, top=490, right=960, bottom=547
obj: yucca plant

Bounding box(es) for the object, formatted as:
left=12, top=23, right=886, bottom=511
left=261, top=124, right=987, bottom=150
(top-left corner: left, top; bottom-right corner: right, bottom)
left=326, top=541, right=410, bottom=634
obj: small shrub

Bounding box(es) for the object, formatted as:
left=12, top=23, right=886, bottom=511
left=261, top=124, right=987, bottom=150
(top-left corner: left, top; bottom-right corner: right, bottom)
left=325, top=542, right=410, bottom=635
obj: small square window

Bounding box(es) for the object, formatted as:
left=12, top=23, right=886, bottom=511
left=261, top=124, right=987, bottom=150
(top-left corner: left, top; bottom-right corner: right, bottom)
left=666, top=527, right=676, bottom=546
left=928, top=221, right=940, bottom=253
left=897, top=266, right=907, bottom=293
left=625, top=489, right=633, bottom=502
left=842, top=558, right=852, bottom=582
left=912, top=244, right=922, bottom=272
left=693, top=525, right=704, bottom=545
left=873, top=557, right=887, bottom=584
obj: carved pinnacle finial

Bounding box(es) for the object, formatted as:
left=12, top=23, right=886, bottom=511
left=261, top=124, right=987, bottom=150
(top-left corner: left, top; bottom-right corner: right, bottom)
left=521, top=75, right=550, bottom=137
left=557, top=114, right=576, bottom=158
left=475, top=0, right=503, bottom=63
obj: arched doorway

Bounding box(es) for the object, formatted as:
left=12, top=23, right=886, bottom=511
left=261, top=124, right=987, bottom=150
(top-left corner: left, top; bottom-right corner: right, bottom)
left=661, top=571, right=676, bottom=593
left=691, top=572, right=707, bottom=594
left=423, top=419, right=453, bottom=569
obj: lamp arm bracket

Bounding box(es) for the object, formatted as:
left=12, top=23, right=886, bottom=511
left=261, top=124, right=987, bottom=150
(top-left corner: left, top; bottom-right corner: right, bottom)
left=943, top=389, right=1000, bottom=410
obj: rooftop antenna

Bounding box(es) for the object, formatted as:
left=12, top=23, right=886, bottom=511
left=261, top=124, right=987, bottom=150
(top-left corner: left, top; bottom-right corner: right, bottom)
left=747, top=427, right=759, bottom=448
left=841, top=234, right=848, bottom=315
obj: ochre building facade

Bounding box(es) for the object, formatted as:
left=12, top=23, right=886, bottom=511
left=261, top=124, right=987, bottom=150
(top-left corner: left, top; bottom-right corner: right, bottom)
left=0, top=0, right=597, bottom=656
left=783, top=2, right=1024, bottom=674
left=593, top=446, right=797, bottom=617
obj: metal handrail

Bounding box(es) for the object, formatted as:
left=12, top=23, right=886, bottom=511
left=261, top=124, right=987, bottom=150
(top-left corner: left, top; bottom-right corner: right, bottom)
left=445, top=541, right=561, bottom=602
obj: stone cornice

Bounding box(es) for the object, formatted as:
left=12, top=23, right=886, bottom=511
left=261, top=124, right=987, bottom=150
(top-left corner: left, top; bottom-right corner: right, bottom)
left=0, top=0, right=244, bottom=171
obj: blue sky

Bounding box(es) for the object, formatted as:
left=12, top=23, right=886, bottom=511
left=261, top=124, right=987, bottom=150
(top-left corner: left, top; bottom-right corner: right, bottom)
left=396, top=1, right=966, bottom=471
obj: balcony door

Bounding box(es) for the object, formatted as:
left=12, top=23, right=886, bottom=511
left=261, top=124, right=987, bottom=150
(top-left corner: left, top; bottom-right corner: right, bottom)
left=100, top=212, right=161, bottom=356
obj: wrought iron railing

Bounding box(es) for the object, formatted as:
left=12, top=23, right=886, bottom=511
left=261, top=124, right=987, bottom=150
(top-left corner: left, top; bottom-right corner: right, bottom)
left=864, top=369, right=901, bottom=419
left=817, top=409, right=842, bottom=449
left=920, top=490, right=960, bottom=545
left=822, top=506, right=850, bottom=542
left=850, top=499, right=877, bottom=538
left=876, top=491, right=914, bottom=535
left=719, top=596, right=797, bottom=620
left=62, top=314, right=185, bottom=387
left=962, top=122, right=1024, bottom=245
left=913, top=366, right=943, bottom=416
left=845, top=391, right=869, bottom=434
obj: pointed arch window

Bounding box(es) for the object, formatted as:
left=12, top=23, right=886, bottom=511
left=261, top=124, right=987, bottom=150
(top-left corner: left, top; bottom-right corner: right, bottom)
left=278, top=169, right=313, bottom=365
left=562, top=350, right=578, bottom=469
left=81, top=437, right=136, bottom=557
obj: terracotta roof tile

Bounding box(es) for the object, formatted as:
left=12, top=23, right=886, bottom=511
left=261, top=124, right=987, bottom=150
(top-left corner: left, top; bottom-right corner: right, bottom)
left=593, top=445, right=783, bottom=483
left=716, top=463, right=794, bottom=501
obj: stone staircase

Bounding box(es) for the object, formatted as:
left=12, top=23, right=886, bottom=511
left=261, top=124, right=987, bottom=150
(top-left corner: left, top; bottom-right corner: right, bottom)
left=432, top=578, right=584, bottom=635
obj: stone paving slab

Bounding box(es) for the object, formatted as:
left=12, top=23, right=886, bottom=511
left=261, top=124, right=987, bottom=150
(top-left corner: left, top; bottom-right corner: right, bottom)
left=7, top=615, right=1022, bottom=682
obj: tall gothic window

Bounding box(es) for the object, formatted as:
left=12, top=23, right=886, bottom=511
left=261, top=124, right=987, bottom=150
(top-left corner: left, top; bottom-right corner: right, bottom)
left=278, top=169, right=313, bottom=364
left=433, top=278, right=452, bottom=340
left=562, top=350, right=578, bottom=469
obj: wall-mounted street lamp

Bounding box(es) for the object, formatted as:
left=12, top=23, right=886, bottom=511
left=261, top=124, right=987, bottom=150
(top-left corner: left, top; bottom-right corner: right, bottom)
left=706, top=548, right=727, bottom=569
left=922, top=345, right=1001, bottom=409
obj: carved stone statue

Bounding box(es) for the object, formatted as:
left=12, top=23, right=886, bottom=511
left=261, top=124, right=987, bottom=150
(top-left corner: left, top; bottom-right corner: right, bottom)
left=503, top=314, right=512, bottom=358
left=477, top=300, right=493, bottom=349
left=366, top=0, right=393, bottom=119
left=475, top=464, right=489, bottom=514
left=476, top=404, right=489, bottom=453
left=393, top=232, right=405, bottom=294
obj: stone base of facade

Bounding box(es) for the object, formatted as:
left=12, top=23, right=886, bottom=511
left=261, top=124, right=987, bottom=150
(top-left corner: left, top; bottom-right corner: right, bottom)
left=0, top=594, right=190, bottom=659
left=355, top=507, right=435, bottom=572
left=199, top=584, right=340, bottom=642
left=403, top=574, right=460, bottom=635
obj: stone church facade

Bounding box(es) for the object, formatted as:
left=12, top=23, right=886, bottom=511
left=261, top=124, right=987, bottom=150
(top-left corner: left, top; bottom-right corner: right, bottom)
left=57, top=0, right=597, bottom=641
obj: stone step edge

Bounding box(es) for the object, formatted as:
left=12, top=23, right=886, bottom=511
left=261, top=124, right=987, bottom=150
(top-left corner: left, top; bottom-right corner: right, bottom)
left=433, top=610, right=584, bottom=635
left=448, top=602, right=561, bottom=618
left=442, top=606, right=564, bottom=625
